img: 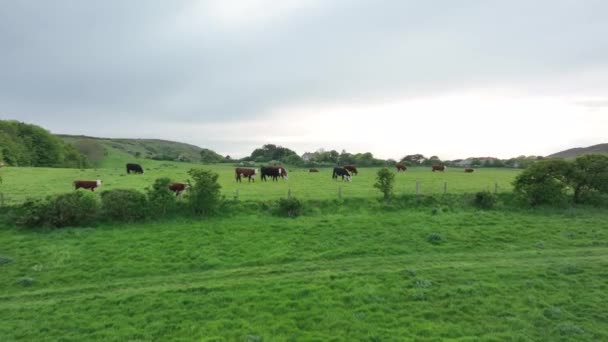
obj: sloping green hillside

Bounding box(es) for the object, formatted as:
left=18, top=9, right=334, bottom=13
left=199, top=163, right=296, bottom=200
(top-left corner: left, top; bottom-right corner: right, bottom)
left=549, top=143, right=608, bottom=159
left=57, top=135, right=221, bottom=167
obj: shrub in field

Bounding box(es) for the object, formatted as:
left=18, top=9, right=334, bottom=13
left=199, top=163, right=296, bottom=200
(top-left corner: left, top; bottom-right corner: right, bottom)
left=47, top=191, right=99, bottom=227
left=12, top=198, right=50, bottom=228
left=100, top=189, right=148, bottom=222
left=16, top=276, right=35, bottom=287
left=473, top=191, right=497, bottom=209
left=146, top=177, right=177, bottom=217
left=0, top=255, right=14, bottom=265
left=569, top=154, right=608, bottom=204
left=426, top=233, right=443, bottom=245
left=187, top=168, right=222, bottom=216
left=374, top=168, right=395, bottom=200
left=275, top=197, right=303, bottom=217
left=513, top=159, right=571, bottom=206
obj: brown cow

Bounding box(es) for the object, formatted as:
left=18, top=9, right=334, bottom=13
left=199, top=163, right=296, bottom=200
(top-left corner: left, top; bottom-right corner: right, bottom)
left=235, top=168, right=258, bottom=183
left=74, top=180, right=101, bottom=191
left=432, top=165, right=446, bottom=172
left=464, top=168, right=475, bottom=173
left=169, top=182, right=189, bottom=196
left=396, top=164, right=407, bottom=172
left=309, top=168, right=319, bottom=172
left=343, top=165, right=358, bottom=175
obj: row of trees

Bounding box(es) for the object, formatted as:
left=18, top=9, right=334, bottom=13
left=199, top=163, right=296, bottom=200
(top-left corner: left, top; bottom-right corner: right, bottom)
left=0, top=120, right=88, bottom=168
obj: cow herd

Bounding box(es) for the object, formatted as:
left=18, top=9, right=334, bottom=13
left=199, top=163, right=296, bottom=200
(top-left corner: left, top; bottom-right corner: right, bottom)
left=71, top=162, right=475, bottom=194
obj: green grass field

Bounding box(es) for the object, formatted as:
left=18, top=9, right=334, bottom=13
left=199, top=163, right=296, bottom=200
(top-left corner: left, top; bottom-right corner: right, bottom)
left=1, top=207, right=607, bottom=340
left=0, top=160, right=519, bottom=205
left=1, top=150, right=607, bottom=340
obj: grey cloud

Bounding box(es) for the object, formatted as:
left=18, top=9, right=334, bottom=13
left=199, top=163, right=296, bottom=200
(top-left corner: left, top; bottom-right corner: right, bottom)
left=1, top=1, right=608, bottom=140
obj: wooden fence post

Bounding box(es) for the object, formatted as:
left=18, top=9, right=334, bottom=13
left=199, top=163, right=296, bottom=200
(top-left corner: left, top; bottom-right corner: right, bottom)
left=444, top=182, right=447, bottom=195
left=288, top=188, right=292, bottom=199
left=234, top=189, right=239, bottom=200
left=494, top=182, right=498, bottom=194
left=416, top=180, right=420, bottom=195
left=338, top=186, right=342, bottom=200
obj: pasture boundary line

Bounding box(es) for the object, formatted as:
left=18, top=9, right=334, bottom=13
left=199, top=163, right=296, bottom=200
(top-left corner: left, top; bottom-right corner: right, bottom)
left=2, top=246, right=606, bottom=308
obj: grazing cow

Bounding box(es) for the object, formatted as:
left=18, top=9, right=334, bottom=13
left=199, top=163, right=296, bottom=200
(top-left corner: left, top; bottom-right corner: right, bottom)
left=126, top=163, right=144, bottom=174
left=261, top=166, right=288, bottom=181
left=169, top=182, right=189, bottom=196
left=343, top=165, right=358, bottom=175
left=332, top=167, right=352, bottom=182
left=309, top=168, right=319, bottom=172
left=0, top=162, right=4, bottom=168
left=74, top=180, right=102, bottom=191
left=235, top=168, right=258, bottom=183
left=432, top=165, right=446, bottom=172
left=464, top=168, right=475, bottom=173
left=396, top=164, right=407, bottom=172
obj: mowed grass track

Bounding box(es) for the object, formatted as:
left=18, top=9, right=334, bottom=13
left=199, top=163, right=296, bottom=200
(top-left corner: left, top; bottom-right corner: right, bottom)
left=0, top=161, right=519, bottom=204
left=1, top=209, right=607, bottom=340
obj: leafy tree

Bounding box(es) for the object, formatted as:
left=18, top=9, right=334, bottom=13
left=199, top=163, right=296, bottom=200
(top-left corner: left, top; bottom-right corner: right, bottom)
left=400, top=154, right=426, bottom=166
left=569, top=154, right=608, bottom=203
left=374, top=168, right=396, bottom=200
left=513, top=159, right=572, bottom=206
left=187, top=169, right=222, bottom=215
left=0, top=120, right=88, bottom=168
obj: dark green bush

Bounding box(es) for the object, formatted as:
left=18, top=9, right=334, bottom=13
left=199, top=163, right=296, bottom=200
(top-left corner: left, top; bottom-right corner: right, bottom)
left=275, top=197, right=303, bottom=217
left=146, top=178, right=177, bottom=217
left=47, top=191, right=99, bottom=227
left=426, top=233, right=443, bottom=245
left=100, top=189, right=148, bottom=222
left=513, top=160, right=571, bottom=206
left=473, top=191, right=497, bottom=209
left=16, top=276, right=35, bottom=287
left=187, top=169, right=222, bottom=216
left=12, top=198, right=50, bottom=228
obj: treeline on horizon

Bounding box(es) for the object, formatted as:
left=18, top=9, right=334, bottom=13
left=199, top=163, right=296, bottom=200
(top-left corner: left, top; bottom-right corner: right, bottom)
left=0, top=120, right=554, bottom=169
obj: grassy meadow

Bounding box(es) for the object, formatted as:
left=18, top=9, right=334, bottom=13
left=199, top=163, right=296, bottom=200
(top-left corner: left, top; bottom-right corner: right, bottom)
left=2, top=149, right=607, bottom=340
left=1, top=207, right=607, bottom=340
left=0, top=161, right=519, bottom=206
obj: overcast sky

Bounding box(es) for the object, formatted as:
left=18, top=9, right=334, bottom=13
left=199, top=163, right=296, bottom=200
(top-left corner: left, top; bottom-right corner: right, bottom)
left=2, top=0, right=607, bottom=159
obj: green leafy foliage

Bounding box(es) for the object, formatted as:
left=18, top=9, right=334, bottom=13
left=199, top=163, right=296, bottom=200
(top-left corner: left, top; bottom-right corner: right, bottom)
left=569, top=154, right=608, bottom=203
left=513, top=155, right=608, bottom=206
left=146, top=178, right=177, bottom=217
left=275, top=197, right=303, bottom=217
left=199, top=148, right=224, bottom=164
left=248, top=144, right=303, bottom=165
left=374, top=168, right=395, bottom=200
left=0, top=120, right=89, bottom=168
left=100, top=189, right=148, bottom=222
left=513, top=159, right=571, bottom=206
left=47, top=191, right=99, bottom=227
left=13, top=192, right=100, bottom=228
left=11, top=198, right=49, bottom=228
left=474, top=191, right=497, bottom=209
left=187, top=168, right=222, bottom=215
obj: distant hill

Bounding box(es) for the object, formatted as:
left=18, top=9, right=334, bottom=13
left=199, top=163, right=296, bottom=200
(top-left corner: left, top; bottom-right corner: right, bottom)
left=57, top=134, right=220, bottom=167
left=548, top=143, right=608, bottom=159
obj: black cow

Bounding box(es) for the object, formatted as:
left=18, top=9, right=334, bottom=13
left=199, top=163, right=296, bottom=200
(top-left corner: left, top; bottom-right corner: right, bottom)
left=332, top=167, right=352, bottom=182
left=126, top=163, right=144, bottom=174
left=261, top=166, right=288, bottom=182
